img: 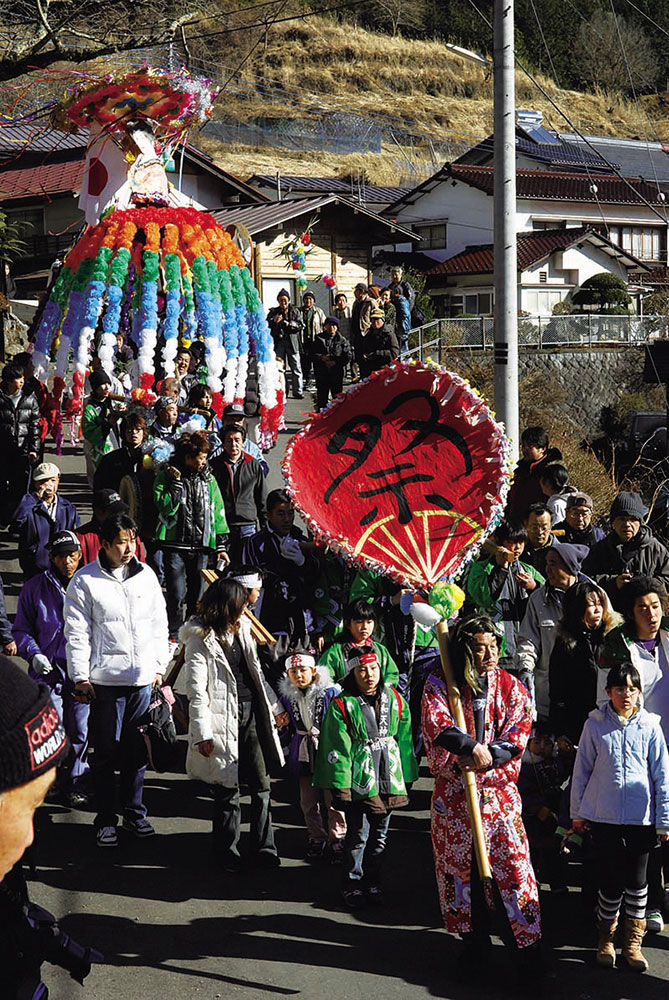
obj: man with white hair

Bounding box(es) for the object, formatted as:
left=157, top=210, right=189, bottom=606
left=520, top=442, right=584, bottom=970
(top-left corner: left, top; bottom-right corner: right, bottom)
left=12, top=461, right=79, bottom=578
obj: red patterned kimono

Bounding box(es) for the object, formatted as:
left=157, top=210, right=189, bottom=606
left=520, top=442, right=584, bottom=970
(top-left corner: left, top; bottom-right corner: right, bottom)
left=421, top=667, right=541, bottom=948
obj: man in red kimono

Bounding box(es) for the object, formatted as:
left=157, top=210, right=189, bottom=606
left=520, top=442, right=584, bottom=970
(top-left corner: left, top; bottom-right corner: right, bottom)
left=422, top=615, right=543, bottom=974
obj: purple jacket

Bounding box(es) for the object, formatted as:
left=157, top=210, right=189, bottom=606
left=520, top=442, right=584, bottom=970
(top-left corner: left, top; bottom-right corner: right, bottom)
left=278, top=666, right=340, bottom=778
left=13, top=568, right=69, bottom=678
left=12, top=493, right=79, bottom=578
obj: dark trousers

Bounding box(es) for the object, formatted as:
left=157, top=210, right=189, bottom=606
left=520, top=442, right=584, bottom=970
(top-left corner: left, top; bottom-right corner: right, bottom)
left=315, top=369, right=344, bottom=411
left=212, top=701, right=276, bottom=860
left=646, top=837, right=669, bottom=909
left=0, top=452, right=31, bottom=524
left=88, top=683, right=151, bottom=829
left=343, top=803, right=391, bottom=885
left=227, top=523, right=257, bottom=569
left=163, top=549, right=208, bottom=638
left=591, top=822, right=656, bottom=897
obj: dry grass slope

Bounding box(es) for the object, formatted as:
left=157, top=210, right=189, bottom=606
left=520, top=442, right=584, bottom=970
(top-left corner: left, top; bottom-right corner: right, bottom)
left=198, top=17, right=668, bottom=183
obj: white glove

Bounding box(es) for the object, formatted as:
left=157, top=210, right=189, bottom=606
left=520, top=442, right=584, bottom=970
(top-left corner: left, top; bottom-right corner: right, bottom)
left=31, top=653, right=52, bottom=675
left=410, top=600, right=442, bottom=629
left=280, top=536, right=305, bottom=567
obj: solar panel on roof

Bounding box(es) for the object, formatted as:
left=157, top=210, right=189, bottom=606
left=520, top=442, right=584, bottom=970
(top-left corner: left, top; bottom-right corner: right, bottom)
left=518, top=123, right=562, bottom=146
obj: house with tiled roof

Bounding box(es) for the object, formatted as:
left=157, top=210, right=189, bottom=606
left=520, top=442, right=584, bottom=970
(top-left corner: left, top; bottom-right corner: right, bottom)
left=381, top=116, right=669, bottom=316
left=247, top=173, right=412, bottom=212
left=425, top=228, right=648, bottom=317
left=0, top=123, right=268, bottom=298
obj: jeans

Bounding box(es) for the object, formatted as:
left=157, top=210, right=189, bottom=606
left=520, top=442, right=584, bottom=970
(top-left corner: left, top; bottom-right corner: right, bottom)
left=211, top=701, right=277, bottom=860
left=163, top=549, right=208, bottom=638
left=146, top=541, right=165, bottom=587
left=227, top=523, right=257, bottom=568
left=88, top=683, right=151, bottom=829
left=274, top=336, right=303, bottom=397
left=48, top=673, right=90, bottom=786
left=343, top=803, right=391, bottom=885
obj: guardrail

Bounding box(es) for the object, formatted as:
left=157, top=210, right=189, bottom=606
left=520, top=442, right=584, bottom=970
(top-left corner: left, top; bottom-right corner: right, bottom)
left=403, top=314, right=667, bottom=358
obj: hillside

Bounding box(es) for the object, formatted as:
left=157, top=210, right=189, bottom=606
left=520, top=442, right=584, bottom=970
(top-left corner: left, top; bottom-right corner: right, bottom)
left=192, top=16, right=669, bottom=186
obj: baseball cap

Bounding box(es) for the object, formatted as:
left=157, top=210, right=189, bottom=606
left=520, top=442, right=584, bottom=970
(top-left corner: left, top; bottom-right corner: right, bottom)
left=48, top=529, right=81, bottom=555
left=93, top=489, right=128, bottom=515
left=566, top=492, right=593, bottom=510
left=223, top=403, right=246, bottom=421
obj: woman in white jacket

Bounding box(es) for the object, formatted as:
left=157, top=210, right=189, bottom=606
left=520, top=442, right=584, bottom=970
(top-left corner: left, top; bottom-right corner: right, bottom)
left=182, top=577, right=288, bottom=871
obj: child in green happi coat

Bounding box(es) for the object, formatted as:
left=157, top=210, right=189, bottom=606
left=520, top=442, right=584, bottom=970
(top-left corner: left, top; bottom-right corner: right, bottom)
left=317, top=599, right=399, bottom=686
left=313, top=644, right=417, bottom=909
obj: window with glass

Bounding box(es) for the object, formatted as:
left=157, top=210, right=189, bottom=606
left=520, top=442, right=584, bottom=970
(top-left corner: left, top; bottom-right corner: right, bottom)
left=413, top=223, right=447, bottom=250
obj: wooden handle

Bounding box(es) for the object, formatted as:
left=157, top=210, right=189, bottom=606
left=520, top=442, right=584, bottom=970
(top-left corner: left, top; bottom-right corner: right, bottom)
left=435, top=620, right=492, bottom=881
left=200, top=567, right=276, bottom=644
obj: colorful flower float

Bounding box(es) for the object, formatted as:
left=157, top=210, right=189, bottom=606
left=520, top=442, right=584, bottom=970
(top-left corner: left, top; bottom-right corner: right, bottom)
left=31, top=66, right=283, bottom=447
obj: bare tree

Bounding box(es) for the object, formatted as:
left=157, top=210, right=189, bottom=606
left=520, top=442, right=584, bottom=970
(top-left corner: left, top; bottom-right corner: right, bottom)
left=573, top=10, right=658, bottom=92
left=368, top=0, right=426, bottom=37
left=0, top=0, right=208, bottom=83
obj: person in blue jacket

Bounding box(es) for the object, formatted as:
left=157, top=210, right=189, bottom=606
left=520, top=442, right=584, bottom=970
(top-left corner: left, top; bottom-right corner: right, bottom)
left=12, top=529, right=90, bottom=806
left=570, top=662, right=669, bottom=973
left=11, top=461, right=79, bottom=579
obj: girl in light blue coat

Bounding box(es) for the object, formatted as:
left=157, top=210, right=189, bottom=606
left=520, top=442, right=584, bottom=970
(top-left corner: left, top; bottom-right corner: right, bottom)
left=570, top=663, right=669, bottom=973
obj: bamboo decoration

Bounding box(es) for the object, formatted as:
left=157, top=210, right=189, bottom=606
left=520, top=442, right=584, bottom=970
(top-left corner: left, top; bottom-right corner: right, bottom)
left=435, top=619, right=493, bottom=882
left=200, top=568, right=276, bottom=645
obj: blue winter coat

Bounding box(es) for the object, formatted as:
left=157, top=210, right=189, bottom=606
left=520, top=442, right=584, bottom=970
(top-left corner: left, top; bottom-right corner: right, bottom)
left=570, top=702, right=669, bottom=830
left=13, top=567, right=69, bottom=680
left=12, top=493, right=79, bottom=578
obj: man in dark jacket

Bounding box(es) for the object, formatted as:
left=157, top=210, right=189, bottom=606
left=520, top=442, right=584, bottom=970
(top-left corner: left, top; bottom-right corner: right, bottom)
left=583, top=490, right=669, bottom=609
left=350, top=283, right=372, bottom=371
left=242, top=489, right=318, bottom=652
left=212, top=426, right=267, bottom=566
left=76, top=488, right=147, bottom=565
left=0, top=362, right=40, bottom=525
left=387, top=266, right=415, bottom=310
left=312, top=315, right=352, bottom=411
left=359, top=308, right=399, bottom=379
left=505, top=425, right=562, bottom=526
left=267, top=289, right=304, bottom=399
left=12, top=461, right=79, bottom=578
left=13, top=529, right=89, bottom=805
left=93, top=412, right=156, bottom=543
left=553, top=492, right=605, bottom=549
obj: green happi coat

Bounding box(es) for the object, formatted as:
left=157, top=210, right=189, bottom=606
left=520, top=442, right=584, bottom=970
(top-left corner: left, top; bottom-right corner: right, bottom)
left=313, top=686, right=418, bottom=803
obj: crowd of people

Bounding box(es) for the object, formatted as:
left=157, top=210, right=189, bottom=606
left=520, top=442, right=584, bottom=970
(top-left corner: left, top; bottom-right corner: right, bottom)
left=2, top=327, right=669, bottom=994
left=266, top=265, right=415, bottom=407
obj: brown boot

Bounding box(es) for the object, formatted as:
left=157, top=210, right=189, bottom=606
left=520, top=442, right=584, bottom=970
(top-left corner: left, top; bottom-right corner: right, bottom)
left=622, top=917, right=648, bottom=972
left=596, top=917, right=618, bottom=967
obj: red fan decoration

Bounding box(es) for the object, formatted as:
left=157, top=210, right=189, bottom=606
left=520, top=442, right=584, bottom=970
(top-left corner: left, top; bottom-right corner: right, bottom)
left=283, top=361, right=511, bottom=590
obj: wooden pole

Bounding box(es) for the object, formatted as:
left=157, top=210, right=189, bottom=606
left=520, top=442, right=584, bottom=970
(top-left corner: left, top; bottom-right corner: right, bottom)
left=435, top=619, right=492, bottom=882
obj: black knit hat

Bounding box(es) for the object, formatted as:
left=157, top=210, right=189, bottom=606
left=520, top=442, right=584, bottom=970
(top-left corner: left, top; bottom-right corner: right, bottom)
left=0, top=657, right=69, bottom=792
left=610, top=491, right=646, bottom=522
left=88, top=370, right=111, bottom=391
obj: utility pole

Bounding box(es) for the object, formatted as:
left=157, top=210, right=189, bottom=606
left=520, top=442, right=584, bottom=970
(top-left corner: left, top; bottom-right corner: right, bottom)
left=493, top=0, right=519, bottom=461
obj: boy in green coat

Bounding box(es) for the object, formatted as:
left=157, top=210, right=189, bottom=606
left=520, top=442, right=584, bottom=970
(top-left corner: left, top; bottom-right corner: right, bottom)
left=314, top=645, right=417, bottom=909
left=153, top=430, right=229, bottom=639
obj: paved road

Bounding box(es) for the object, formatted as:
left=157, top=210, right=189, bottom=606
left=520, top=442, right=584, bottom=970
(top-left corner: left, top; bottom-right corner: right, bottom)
left=3, top=396, right=669, bottom=1000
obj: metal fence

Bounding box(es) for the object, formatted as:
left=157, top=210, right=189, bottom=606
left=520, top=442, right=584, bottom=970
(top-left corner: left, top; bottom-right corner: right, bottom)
left=403, top=315, right=669, bottom=358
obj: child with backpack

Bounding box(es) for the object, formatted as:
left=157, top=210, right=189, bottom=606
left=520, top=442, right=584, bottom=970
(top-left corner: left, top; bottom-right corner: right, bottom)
left=278, top=651, right=346, bottom=862
left=313, top=645, right=417, bottom=908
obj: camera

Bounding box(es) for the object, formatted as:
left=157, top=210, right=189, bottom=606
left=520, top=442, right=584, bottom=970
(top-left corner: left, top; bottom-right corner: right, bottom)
left=25, top=900, right=104, bottom=986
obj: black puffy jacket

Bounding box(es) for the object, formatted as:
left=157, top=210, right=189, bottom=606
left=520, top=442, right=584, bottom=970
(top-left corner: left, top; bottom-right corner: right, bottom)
left=0, top=390, right=40, bottom=456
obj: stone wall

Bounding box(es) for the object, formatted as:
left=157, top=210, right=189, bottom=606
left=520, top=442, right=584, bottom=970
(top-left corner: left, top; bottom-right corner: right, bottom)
left=446, top=344, right=652, bottom=438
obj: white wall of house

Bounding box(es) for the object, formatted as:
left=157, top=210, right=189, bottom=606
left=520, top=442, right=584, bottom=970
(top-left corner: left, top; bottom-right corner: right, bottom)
left=390, top=178, right=669, bottom=266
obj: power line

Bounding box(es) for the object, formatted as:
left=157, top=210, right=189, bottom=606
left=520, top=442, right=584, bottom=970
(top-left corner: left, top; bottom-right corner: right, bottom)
left=462, top=0, right=669, bottom=226
left=172, top=0, right=366, bottom=46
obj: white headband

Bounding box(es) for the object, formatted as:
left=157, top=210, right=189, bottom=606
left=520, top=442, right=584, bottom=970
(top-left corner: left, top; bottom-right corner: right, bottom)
left=233, top=572, right=262, bottom=589
left=287, top=653, right=316, bottom=670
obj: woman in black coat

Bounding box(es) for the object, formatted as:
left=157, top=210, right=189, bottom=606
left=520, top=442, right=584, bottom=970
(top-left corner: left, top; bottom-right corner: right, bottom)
left=548, top=581, right=620, bottom=743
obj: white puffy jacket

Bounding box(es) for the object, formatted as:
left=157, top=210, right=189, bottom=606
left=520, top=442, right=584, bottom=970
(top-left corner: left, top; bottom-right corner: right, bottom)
left=182, top=616, right=284, bottom=786
left=64, top=554, right=169, bottom=686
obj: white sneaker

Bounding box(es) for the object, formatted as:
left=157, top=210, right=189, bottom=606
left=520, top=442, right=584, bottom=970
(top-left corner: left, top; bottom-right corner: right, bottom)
left=646, top=909, right=664, bottom=933
left=96, top=825, right=118, bottom=848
